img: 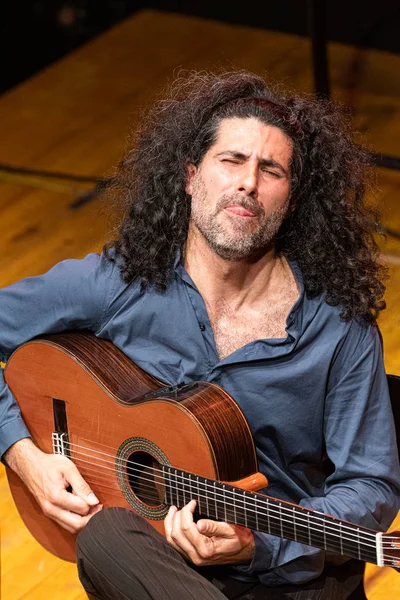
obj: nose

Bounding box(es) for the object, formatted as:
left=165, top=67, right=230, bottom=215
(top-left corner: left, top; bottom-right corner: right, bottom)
left=236, top=163, right=258, bottom=197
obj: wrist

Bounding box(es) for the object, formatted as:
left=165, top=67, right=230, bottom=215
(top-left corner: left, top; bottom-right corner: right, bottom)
left=242, top=532, right=256, bottom=562
left=4, top=438, right=42, bottom=474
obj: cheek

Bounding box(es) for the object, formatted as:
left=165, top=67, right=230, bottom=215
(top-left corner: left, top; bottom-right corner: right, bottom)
left=263, top=180, right=291, bottom=206
left=205, top=166, right=233, bottom=191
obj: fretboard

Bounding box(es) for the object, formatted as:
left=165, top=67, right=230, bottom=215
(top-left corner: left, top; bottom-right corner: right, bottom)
left=162, top=466, right=379, bottom=564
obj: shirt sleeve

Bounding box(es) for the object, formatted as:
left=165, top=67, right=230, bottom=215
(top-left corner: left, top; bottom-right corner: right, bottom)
left=236, top=322, right=400, bottom=586
left=0, top=252, right=117, bottom=460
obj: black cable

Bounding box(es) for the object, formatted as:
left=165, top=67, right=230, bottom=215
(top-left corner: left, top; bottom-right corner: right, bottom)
left=69, top=178, right=113, bottom=209
left=381, top=225, right=400, bottom=242
left=0, top=162, right=100, bottom=183
left=370, top=154, right=400, bottom=171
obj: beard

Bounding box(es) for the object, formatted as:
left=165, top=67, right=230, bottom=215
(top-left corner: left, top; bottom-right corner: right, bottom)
left=190, top=174, right=289, bottom=261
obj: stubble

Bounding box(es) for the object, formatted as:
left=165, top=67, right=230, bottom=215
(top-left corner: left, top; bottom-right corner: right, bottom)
left=190, top=174, right=289, bottom=261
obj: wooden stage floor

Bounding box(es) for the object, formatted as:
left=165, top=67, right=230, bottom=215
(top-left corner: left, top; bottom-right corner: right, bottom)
left=1, top=10, right=400, bottom=599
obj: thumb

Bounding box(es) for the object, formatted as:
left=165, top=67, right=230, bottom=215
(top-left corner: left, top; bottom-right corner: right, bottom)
left=65, top=462, right=99, bottom=505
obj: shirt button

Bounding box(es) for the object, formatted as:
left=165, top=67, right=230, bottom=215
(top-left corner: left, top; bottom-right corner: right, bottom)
left=199, top=323, right=206, bottom=331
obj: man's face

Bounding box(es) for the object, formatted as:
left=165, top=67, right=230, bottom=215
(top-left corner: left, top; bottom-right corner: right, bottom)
left=186, top=117, right=293, bottom=260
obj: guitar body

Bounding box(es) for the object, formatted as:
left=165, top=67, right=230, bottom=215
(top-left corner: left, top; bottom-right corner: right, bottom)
left=5, top=332, right=259, bottom=562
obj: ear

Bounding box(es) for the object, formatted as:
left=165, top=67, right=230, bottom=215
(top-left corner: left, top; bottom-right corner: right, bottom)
left=185, top=163, right=197, bottom=196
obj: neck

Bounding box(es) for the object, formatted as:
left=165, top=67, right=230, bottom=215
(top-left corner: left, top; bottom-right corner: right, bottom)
left=184, top=226, right=289, bottom=311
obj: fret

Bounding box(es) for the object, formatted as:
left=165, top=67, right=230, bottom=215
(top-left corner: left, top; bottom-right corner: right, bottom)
left=214, top=482, right=218, bottom=520
left=293, top=507, right=297, bottom=542
left=222, top=485, right=227, bottom=522
left=164, top=467, right=170, bottom=505
left=233, top=488, right=237, bottom=525
left=255, top=497, right=259, bottom=531
left=340, top=522, right=343, bottom=556
left=188, top=472, right=193, bottom=504
left=357, top=528, right=361, bottom=560
left=266, top=497, right=271, bottom=534
left=182, top=472, right=186, bottom=506
left=244, top=492, right=248, bottom=528
left=170, top=467, right=174, bottom=507
left=279, top=503, right=284, bottom=539
left=234, top=489, right=245, bottom=526
left=323, top=515, right=327, bottom=550
left=205, top=480, right=209, bottom=517
left=308, top=511, right=312, bottom=547
left=258, top=511, right=286, bottom=539
left=174, top=469, right=179, bottom=508
left=196, top=476, right=202, bottom=514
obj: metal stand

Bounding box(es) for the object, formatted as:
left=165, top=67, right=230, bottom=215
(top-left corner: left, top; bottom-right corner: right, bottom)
left=307, top=0, right=400, bottom=171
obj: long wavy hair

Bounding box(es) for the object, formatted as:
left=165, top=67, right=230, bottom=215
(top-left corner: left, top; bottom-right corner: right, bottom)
left=104, top=69, right=387, bottom=323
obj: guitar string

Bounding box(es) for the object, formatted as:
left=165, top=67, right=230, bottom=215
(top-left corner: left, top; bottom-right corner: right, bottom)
left=59, top=439, right=384, bottom=544
left=55, top=443, right=400, bottom=562
left=72, top=458, right=400, bottom=564
left=74, top=474, right=383, bottom=564
left=58, top=441, right=385, bottom=553
left=72, top=449, right=378, bottom=544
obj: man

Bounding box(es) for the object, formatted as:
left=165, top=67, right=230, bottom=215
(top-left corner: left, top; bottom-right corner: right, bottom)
left=1, top=70, right=399, bottom=599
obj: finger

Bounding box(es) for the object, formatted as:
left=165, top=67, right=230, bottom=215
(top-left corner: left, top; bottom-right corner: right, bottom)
left=164, top=505, right=178, bottom=541
left=170, top=503, right=205, bottom=559
left=51, top=515, right=76, bottom=534
left=52, top=487, right=97, bottom=515
left=179, top=500, right=199, bottom=539
left=50, top=503, right=103, bottom=534
left=197, top=519, right=236, bottom=538
left=63, top=462, right=99, bottom=506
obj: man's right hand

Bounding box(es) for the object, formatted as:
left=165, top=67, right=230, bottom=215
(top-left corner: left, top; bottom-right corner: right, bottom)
left=4, top=438, right=102, bottom=533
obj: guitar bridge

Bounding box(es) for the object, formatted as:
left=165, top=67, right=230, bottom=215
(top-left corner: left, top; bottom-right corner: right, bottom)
left=52, top=432, right=70, bottom=457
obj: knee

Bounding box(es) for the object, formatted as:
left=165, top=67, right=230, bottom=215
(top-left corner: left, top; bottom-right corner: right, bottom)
left=76, top=507, right=156, bottom=564
left=77, top=507, right=148, bottom=593
left=77, top=507, right=145, bottom=561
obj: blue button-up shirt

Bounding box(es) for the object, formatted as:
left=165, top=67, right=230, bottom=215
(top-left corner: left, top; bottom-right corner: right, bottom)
left=1, top=252, right=399, bottom=586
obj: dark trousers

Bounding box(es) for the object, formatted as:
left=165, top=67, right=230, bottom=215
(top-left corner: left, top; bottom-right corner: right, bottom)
left=76, top=508, right=365, bottom=600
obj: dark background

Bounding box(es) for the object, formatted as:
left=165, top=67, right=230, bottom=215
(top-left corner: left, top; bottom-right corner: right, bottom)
left=2, top=1, right=400, bottom=95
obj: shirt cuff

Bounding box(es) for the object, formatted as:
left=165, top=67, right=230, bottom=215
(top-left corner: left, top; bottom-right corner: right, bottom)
left=0, top=417, right=31, bottom=464
left=233, top=531, right=280, bottom=576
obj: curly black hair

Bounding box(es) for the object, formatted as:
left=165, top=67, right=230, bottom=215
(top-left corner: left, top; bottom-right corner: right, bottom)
left=104, top=69, right=387, bottom=323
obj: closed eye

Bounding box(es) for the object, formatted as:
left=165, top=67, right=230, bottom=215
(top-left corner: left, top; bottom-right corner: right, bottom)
left=262, top=169, right=281, bottom=177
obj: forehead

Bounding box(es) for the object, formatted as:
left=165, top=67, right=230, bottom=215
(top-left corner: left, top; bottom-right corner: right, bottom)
left=210, top=117, right=293, bottom=159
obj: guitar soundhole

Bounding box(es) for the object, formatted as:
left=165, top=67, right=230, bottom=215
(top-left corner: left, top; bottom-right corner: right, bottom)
left=126, top=451, right=165, bottom=507
left=116, top=437, right=170, bottom=520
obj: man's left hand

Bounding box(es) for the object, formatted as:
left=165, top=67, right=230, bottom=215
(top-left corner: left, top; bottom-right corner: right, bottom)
left=164, top=500, right=255, bottom=566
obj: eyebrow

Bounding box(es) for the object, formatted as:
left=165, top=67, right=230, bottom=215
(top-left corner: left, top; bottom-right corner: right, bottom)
left=216, top=150, right=289, bottom=176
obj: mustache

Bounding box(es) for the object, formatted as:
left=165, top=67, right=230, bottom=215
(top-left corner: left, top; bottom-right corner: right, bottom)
left=216, top=194, right=265, bottom=218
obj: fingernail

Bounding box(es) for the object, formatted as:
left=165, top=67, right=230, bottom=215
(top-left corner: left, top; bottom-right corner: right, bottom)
left=88, top=492, right=99, bottom=504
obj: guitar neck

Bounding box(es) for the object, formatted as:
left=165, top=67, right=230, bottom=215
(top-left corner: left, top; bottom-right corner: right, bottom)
left=163, top=466, right=380, bottom=565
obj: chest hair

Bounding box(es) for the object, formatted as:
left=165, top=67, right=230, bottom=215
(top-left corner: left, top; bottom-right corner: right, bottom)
left=206, top=286, right=299, bottom=361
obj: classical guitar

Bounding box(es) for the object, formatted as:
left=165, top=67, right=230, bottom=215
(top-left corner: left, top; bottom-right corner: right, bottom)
left=4, top=332, right=400, bottom=584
